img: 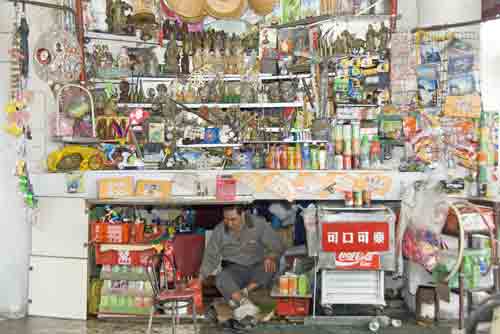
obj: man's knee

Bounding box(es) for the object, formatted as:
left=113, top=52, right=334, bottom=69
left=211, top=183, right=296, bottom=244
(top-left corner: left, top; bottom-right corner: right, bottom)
left=215, top=269, right=234, bottom=290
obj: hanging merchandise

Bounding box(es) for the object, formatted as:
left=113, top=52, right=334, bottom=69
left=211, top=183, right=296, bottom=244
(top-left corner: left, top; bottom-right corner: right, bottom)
left=33, top=26, right=82, bottom=85
left=205, top=0, right=248, bottom=19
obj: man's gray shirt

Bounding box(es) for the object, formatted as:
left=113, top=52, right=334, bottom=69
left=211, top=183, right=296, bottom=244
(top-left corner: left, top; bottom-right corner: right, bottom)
left=200, top=214, right=285, bottom=278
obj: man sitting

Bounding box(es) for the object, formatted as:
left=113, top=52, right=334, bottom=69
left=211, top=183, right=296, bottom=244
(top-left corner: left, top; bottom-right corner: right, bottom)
left=200, top=206, right=285, bottom=320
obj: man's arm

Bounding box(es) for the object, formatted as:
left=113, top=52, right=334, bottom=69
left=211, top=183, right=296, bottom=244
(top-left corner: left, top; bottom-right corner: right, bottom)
left=199, top=226, right=223, bottom=279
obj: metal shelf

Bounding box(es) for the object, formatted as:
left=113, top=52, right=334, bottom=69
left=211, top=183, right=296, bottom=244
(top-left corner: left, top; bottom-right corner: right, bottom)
left=116, top=102, right=302, bottom=109
left=85, top=31, right=162, bottom=46
left=183, top=102, right=303, bottom=109
left=336, top=104, right=380, bottom=108
left=87, top=196, right=254, bottom=206
left=91, top=73, right=311, bottom=84
left=243, top=140, right=328, bottom=144
left=176, top=143, right=241, bottom=148
left=57, top=136, right=101, bottom=144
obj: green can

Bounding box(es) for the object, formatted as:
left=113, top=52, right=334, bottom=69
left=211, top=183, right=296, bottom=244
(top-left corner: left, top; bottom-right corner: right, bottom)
left=298, top=274, right=309, bottom=296
left=354, top=191, right=363, bottom=207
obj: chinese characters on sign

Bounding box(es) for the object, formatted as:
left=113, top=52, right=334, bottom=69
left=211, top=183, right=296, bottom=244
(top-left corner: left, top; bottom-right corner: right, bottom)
left=321, top=222, right=390, bottom=252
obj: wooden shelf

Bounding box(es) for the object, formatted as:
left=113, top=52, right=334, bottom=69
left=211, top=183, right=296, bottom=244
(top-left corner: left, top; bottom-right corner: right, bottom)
left=177, top=144, right=241, bottom=148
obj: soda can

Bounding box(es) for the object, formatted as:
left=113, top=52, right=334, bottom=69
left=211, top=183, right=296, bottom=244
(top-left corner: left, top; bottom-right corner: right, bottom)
left=334, top=155, right=344, bottom=170
left=343, top=155, right=352, bottom=170
left=352, top=155, right=360, bottom=169
left=344, top=191, right=354, bottom=207
left=354, top=191, right=363, bottom=207
left=363, top=190, right=372, bottom=207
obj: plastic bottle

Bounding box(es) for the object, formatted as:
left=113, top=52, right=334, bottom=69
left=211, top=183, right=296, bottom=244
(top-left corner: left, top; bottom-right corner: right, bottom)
left=311, top=145, right=319, bottom=170
left=472, top=257, right=481, bottom=289
left=327, top=143, right=335, bottom=169
left=319, top=144, right=327, bottom=170
left=295, top=144, right=303, bottom=169
left=279, top=145, right=288, bottom=170
left=370, top=135, right=381, bottom=168
left=288, top=145, right=296, bottom=170
left=302, top=143, right=311, bottom=169
left=266, top=145, right=275, bottom=169
left=462, top=255, right=473, bottom=289
left=360, top=135, right=371, bottom=169
left=335, top=124, right=343, bottom=154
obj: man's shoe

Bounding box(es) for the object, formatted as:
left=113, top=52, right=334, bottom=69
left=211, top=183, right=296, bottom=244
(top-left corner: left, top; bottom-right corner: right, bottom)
left=233, top=297, right=260, bottom=321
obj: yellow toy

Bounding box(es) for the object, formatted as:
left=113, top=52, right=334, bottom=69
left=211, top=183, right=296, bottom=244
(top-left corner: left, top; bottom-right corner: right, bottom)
left=47, top=145, right=105, bottom=172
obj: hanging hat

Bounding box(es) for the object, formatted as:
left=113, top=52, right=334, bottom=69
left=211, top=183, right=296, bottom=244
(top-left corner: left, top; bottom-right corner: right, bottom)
left=164, top=0, right=206, bottom=22
left=248, top=0, right=275, bottom=16
left=205, top=0, right=247, bottom=19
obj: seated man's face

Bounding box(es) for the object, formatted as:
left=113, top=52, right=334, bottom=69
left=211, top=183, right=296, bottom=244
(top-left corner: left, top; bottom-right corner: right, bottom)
left=223, top=209, right=242, bottom=231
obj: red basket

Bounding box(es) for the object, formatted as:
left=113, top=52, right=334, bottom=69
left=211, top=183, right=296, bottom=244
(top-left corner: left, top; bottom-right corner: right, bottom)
left=95, top=245, right=156, bottom=266
left=275, top=297, right=311, bottom=317
left=216, top=176, right=236, bottom=201
left=91, top=222, right=130, bottom=244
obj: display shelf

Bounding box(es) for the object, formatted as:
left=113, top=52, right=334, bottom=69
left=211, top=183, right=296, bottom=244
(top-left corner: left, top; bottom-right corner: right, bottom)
left=87, top=195, right=254, bottom=206
left=243, top=140, right=328, bottom=144
left=177, top=143, right=242, bottom=148
left=316, top=205, right=388, bottom=211
left=272, top=13, right=398, bottom=29
left=97, top=312, right=205, bottom=319
left=91, top=73, right=311, bottom=84
left=336, top=104, right=380, bottom=108
left=116, top=102, right=302, bottom=109
left=271, top=286, right=312, bottom=299
left=100, top=272, right=149, bottom=281
left=85, top=31, right=163, bottom=46
left=183, top=102, right=303, bottom=109
left=57, top=136, right=101, bottom=144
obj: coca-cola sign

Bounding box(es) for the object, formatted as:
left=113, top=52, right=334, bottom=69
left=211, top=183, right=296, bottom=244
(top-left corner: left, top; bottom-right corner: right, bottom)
left=335, top=252, right=381, bottom=270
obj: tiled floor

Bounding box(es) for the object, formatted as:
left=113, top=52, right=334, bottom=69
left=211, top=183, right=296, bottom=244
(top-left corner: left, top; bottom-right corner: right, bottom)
left=0, top=316, right=455, bottom=334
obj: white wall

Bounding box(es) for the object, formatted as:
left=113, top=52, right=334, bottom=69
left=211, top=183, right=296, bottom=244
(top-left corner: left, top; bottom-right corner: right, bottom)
left=0, top=2, right=56, bottom=319
left=417, top=0, right=481, bottom=27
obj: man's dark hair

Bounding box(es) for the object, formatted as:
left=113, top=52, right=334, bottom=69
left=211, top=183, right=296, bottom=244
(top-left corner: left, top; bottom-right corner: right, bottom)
left=222, top=205, right=244, bottom=215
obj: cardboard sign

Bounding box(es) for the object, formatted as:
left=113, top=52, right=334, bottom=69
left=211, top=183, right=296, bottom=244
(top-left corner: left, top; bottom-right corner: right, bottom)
left=321, top=222, right=390, bottom=252
left=335, top=252, right=381, bottom=270
left=444, top=95, right=481, bottom=118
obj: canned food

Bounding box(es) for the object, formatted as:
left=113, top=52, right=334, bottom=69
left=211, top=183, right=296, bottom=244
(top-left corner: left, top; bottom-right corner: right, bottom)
left=279, top=275, right=289, bottom=295
left=288, top=275, right=298, bottom=295
left=343, top=155, right=352, bottom=170
left=363, top=190, right=372, bottom=207
left=354, top=191, right=363, bottom=207
left=344, top=191, right=354, bottom=207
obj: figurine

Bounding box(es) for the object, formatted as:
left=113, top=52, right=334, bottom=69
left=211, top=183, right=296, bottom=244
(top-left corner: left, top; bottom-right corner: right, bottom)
left=341, top=30, right=353, bottom=55
left=333, top=36, right=346, bottom=55
left=109, top=0, right=126, bottom=34
left=377, top=22, right=390, bottom=53
left=103, top=205, right=121, bottom=223
left=366, top=24, right=377, bottom=53
left=146, top=87, right=156, bottom=103
left=164, top=32, right=179, bottom=74
left=117, top=46, right=130, bottom=70
left=119, top=80, right=130, bottom=103
left=192, top=47, right=204, bottom=71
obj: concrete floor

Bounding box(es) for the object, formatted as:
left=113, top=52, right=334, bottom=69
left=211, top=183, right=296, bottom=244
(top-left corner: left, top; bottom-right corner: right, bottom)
left=0, top=317, right=457, bottom=334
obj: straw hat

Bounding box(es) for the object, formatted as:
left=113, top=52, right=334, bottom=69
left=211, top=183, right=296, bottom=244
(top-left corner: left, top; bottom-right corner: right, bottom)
left=248, top=0, right=275, bottom=15
left=205, top=0, right=247, bottom=19
left=163, top=0, right=206, bottom=21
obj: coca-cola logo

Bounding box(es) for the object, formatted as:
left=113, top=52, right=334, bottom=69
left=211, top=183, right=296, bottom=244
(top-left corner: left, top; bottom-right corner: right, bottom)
left=337, top=252, right=374, bottom=262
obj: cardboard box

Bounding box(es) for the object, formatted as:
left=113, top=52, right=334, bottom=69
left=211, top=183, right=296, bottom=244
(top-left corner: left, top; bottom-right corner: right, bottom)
left=98, top=177, right=134, bottom=199
left=135, top=179, right=172, bottom=199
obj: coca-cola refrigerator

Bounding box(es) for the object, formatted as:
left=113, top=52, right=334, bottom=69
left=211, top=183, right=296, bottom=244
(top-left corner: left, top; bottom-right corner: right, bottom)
left=311, top=205, right=396, bottom=315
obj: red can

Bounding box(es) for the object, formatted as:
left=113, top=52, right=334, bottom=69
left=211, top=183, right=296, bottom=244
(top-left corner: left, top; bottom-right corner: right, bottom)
left=343, top=155, right=352, bottom=170
left=344, top=191, right=354, bottom=207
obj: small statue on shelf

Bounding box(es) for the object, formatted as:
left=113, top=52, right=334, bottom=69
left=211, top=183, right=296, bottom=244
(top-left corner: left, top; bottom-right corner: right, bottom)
left=117, top=46, right=130, bottom=70
left=119, top=80, right=130, bottom=103
left=192, top=47, right=204, bottom=72
left=333, top=35, right=346, bottom=55
left=155, top=83, right=168, bottom=104
left=108, top=0, right=127, bottom=34
left=164, top=32, right=179, bottom=74
left=146, top=87, right=156, bottom=103
left=341, top=30, right=353, bottom=55
left=377, top=22, right=390, bottom=53
left=366, top=24, right=377, bottom=53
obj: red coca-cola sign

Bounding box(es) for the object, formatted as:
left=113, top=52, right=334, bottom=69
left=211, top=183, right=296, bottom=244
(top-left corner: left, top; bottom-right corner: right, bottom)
left=335, top=252, right=381, bottom=270
left=321, top=222, right=390, bottom=252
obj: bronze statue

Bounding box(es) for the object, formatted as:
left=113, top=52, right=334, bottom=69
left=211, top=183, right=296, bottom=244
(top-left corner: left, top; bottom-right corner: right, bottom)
left=366, top=24, right=377, bottom=53
left=164, top=31, right=179, bottom=74
left=377, top=22, right=390, bottom=52
left=341, top=30, right=353, bottom=55
left=119, top=80, right=130, bottom=103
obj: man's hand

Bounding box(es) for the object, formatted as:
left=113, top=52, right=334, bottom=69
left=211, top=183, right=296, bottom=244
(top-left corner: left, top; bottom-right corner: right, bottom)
left=264, top=257, right=277, bottom=273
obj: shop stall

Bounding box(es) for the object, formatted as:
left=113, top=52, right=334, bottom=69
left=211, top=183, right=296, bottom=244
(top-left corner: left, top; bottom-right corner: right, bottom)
left=2, top=0, right=500, bottom=331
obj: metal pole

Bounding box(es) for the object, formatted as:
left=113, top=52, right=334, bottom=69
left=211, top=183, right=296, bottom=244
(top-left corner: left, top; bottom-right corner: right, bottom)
left=6, top=0, right=76, bottom=18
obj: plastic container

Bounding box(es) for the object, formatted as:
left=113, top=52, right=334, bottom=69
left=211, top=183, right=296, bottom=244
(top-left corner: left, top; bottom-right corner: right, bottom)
left=216, top=176, right=237, bottom=201
left=275, top=297, right=311, bottom=316
left=91, top=222, right=130, bottom=244
left=95, top=245, right=156, bottom=266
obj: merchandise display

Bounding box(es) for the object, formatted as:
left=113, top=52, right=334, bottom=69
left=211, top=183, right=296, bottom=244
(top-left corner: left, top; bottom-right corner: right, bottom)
left=5, top=0, right=500, bottom=331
